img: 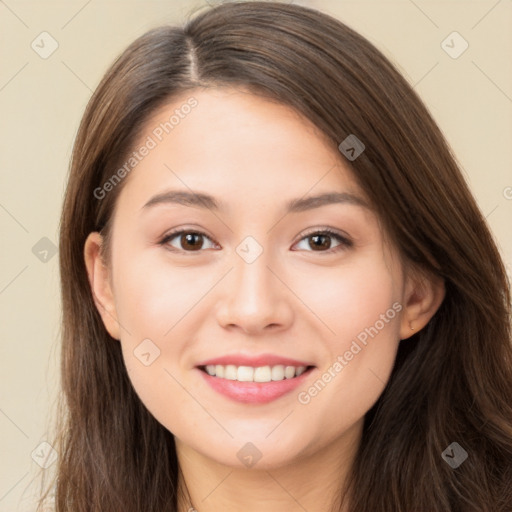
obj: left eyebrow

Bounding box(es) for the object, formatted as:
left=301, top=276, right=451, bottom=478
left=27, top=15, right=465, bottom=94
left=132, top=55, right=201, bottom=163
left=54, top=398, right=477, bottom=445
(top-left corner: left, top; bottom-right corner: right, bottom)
left=141, top=190, right=223, bottom=212
left=286, top=191, right=370, bottom=212
left=140, top=190, right=371, bottom=214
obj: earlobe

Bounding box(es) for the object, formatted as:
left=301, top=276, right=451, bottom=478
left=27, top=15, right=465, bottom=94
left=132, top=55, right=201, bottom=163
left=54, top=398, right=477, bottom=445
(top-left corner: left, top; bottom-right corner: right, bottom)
left=83, top=232, right=121, bottom=340
left=399, top=271, right=445, bottom=340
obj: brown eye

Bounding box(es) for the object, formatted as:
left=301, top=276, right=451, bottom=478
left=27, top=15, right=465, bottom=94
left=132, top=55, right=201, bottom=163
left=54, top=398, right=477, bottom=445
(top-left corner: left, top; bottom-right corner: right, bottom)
left=179, top=232, right=204, bottom=251
left=160, top=230, right=217, bottom=252
left=308, top=233, right=332, bottom=251
left=294, top=229, right=352, bottom=253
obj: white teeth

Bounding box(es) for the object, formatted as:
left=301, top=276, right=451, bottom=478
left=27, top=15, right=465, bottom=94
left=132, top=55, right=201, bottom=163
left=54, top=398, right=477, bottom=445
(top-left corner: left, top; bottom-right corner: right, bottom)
left=254, top=366, right=272, bottom=382
left=295, top=366, right=306, bottom=376
left=237, top=366, right=254, bottom=381
left=271, top=365, right=285, bottom=380
left=202, top=364, right=309, bottom=382
left=284, top=366, right=296, bottom=379
left=225, top=365, right=237, bottom=380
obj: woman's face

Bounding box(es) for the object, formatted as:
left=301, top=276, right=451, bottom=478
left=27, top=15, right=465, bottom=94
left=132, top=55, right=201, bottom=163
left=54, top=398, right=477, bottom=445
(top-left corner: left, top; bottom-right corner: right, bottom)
left=85, top=87, right=427, bottom=469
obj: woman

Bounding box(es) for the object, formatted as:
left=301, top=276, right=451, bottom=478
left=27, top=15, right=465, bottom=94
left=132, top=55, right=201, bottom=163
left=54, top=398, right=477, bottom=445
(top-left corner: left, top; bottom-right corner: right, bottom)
left=39, top=1, right=512, bottom=511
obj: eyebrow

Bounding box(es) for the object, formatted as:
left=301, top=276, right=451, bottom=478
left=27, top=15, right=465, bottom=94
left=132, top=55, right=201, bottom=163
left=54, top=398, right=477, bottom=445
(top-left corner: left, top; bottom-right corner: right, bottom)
left=141, top=189, right=370, bottom=214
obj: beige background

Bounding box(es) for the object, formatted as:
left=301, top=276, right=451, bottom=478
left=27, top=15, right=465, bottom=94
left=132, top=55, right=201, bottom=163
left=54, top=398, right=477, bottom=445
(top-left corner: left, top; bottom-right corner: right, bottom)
left=0, top=0, right=511, bottom=510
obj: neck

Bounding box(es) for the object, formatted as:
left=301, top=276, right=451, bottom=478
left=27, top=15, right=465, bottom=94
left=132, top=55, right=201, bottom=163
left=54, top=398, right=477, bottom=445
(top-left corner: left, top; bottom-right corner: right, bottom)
left=175, top=420, right=362, bottom=512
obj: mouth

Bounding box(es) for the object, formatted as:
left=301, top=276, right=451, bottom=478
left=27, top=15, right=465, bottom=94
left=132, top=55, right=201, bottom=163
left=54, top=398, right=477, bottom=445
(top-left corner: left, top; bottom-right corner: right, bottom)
left=196, top=364, right=317, bottom=404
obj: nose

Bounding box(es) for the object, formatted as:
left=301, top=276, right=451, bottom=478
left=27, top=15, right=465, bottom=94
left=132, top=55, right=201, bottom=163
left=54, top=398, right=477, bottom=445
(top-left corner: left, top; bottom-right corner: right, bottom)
left=215, top=251, right=294, bottom=335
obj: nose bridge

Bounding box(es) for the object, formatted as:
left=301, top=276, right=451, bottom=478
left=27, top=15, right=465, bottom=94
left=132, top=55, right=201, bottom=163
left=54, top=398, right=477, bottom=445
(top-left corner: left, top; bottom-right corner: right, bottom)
left=215, top=241, right=293, bottom=332
left=232, top=244, right=277, bottom=309
left=232, top=232, right=275, bottom=294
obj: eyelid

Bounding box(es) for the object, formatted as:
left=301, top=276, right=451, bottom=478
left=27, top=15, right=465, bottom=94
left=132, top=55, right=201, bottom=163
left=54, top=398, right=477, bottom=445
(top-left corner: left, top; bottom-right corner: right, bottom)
left=297, top=226, right=352, bottom=243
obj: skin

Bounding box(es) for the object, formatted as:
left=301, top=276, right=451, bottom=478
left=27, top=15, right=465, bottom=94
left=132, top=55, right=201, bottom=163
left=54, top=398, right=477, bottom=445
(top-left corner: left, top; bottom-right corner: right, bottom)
left=84, top=87, right=445, bottom=512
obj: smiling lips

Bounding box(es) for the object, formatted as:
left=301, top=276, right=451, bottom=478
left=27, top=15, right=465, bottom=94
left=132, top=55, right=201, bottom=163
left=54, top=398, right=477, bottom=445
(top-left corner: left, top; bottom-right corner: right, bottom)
left=195, top=353, right=316, bottom=404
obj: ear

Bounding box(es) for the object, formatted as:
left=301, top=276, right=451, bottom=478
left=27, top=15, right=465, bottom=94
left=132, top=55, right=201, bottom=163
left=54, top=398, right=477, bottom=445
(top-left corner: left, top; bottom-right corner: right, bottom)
left=84, top=232, right=120, bottom=340
left=399, top=268, right=445, bottom=340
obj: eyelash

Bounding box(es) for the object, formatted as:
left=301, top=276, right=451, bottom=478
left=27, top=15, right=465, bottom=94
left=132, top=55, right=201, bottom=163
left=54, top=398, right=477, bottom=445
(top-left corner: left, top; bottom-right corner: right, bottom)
left=158, top=227, right=353, bottom=254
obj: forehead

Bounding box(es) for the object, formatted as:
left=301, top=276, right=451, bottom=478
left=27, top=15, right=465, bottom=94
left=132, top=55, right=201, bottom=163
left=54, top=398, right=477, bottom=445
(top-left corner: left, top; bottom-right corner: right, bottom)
left=116, top=87, right=368, bottom=214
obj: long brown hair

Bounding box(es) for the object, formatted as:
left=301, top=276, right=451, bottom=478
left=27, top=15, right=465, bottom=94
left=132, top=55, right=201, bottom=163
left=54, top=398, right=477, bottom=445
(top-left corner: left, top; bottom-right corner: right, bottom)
left=37, top=2, right=512, bottom=510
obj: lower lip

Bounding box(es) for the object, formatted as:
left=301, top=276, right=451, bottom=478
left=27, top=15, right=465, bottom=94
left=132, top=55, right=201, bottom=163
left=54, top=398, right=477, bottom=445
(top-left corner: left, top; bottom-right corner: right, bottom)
left=196, top=367, right=315, bottom=404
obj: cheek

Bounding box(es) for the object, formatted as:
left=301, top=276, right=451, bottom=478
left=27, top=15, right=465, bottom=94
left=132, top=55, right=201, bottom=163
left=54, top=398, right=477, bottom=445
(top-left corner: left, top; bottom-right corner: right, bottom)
left=111, top=254, right=226, bottom=419
left=111, top=255, right=196, bottom=429
left=301, top=253, right=400, bottom=342
left=113, top=254, right=206, bottom=339
left=294, top=254, right=401, bottom=414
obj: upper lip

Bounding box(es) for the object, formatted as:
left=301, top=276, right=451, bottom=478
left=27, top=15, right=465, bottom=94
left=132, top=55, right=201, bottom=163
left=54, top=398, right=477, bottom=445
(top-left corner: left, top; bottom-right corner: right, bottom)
left=196, top=353, right=315, bottom=368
